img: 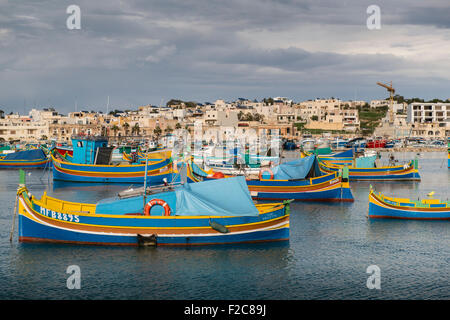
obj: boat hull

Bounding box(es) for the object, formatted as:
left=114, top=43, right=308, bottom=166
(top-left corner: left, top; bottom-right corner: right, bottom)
left=247, top=173, right=354, bottom=202
left=0, top=158, right=50, bottom=169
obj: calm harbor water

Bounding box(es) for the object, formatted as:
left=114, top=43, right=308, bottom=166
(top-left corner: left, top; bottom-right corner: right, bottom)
left=0, top=151, right=449, bottom=300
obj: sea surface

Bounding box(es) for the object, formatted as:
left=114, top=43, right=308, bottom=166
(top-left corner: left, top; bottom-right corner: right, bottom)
left=0, top=151, right=449, bottom=300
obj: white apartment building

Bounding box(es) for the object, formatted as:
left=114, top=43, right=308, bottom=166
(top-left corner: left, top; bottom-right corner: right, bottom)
left=204, top=110, right=239, bottom=127
left=406, top=102, right=450, bottom=137
left=407, top=103, right=450, bottom=125
left=0, top=114, right=49, bottom=142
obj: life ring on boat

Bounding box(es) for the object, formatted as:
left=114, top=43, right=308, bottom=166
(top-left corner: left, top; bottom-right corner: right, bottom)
left=259, top=168, right=274, bottom=180
left=144, top=199, right=171, bottom=216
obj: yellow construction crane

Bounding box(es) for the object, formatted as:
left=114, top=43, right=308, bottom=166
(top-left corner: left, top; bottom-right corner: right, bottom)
left=376, top=81, right=395, bottom=123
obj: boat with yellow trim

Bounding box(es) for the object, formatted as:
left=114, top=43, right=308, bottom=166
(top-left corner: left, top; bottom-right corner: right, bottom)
left=16, top=175, right=290, bottom=246
left=368, top=187, right=450, bottom=220
left=0, top=149, right=50, bottom=169
left=319, top=158, right=420, bottom=181
left=187, top=155, right=354, bottom=202
left=51, top=135, right=176, bottom=184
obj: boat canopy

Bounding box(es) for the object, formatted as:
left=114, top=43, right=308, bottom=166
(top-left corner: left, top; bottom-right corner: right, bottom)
left=3, top=149, right=46, bottom=160
left=355, top=155, right=376, bottom=168
left=175, top=176, right=259, bottom=216
left=330, top=149, right=353, bottom=158
left=270, top=155, right=315, bottom=180
left=95, top=176, right=259, bottom=216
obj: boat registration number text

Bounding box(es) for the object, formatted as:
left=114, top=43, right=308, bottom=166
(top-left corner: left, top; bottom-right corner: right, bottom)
left=40, top=207, right=80, bottom=223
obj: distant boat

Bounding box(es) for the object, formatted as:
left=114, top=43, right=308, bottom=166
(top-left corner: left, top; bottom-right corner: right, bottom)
left=319, top=157, right=421, bottom=181
left=366, top=138, right=386, bottom=148
left=330, top=138, right=348, bottom=149
left=0, top=149, right=50, bottom=169
left=16, top=176, right=290, bottom=246
left=368, top=187, right=450, bottom=220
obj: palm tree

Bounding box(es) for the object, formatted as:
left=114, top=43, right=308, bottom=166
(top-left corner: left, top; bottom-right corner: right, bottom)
left=153, top=126, right=162, bottom=138
left=175, top=122, right=182, bottom=130
left=123, top=122, right=130, bottom=136
left=133, top=123, right=140, bottom=136
left=112, top=125, right=119, bottom=136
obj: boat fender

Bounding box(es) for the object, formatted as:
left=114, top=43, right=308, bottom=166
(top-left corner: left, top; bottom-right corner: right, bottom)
left=259, top=168, right=274, bottom=180
left=144, top=199, right=171, bottom=216
left=209, top=220, right=229, bottom=233
left=137, top=234, right=157, bottom=246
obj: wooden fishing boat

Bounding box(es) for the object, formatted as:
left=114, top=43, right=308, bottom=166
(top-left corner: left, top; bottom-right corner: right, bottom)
left=316, top=149, right=354, bottom=166
left=16, top=176, right=290, bottom=246
left=319, top=158, right=421, bottom=181
left=51, top=136, right=176, bottom=184
left=187, top=156, right=354, bottom=202
left=0, top=149, right=50, bottom=169
left=447, top=141, right=449, bottom=168
left=368, top=187, right=450, bottom=220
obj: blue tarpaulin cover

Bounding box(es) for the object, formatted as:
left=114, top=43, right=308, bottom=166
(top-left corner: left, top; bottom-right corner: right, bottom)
left=331, top=149, right=353, bottom=158
left=175, top=176, right=259, bottom=216
left=266, top=155, right=315, bottom=180
left=3, top=149, right=46, bottom=161
left=95, top=176, right=259, bottom=216
left=355, top=155, right=376, bottom=168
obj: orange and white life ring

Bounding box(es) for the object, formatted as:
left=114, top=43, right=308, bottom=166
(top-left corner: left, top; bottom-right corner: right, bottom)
left=259, top=168, right=274, bottom=180
left=144, top=199, right=171, bottom=216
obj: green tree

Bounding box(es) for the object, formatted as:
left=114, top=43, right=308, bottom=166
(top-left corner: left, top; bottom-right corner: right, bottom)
left=123, top=122, right=130, bottom=135
left=111, top=125, right=119, bottom=136
left=153, top=126, right=162, bottom=137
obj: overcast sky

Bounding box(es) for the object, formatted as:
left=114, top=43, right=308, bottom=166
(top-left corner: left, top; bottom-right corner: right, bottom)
left=0, top=0, right=449, bottom=114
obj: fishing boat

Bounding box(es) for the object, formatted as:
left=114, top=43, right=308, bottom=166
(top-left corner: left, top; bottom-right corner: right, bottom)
left=447, top=141, right=450, bottom=169
left=0, top=149, right=50, bottom=169
left=366, top=138, right=387, bottom=149
left=345, top=138, right=366, bottom=151
left=316, top=149, right=354, bottom=166
left=51, top=135, right=176, bottom=184
left=330, top=138, right=348, bottom=149
left=187, top=155, right=354, bottom=202
left=319, top=157, right=421, bottom=181
left=368, top=187, right=450, bottom=220
left=15, top=175, right=290, bottom=246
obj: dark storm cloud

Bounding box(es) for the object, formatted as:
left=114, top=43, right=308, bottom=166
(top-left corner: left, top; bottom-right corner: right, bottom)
left=0, top=0, right=449, bottom=113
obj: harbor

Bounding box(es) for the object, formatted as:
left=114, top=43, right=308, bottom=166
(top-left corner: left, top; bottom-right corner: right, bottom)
left=1, top=0, right=450, bottom=305
left=0, top=146, right=449, bottom=299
